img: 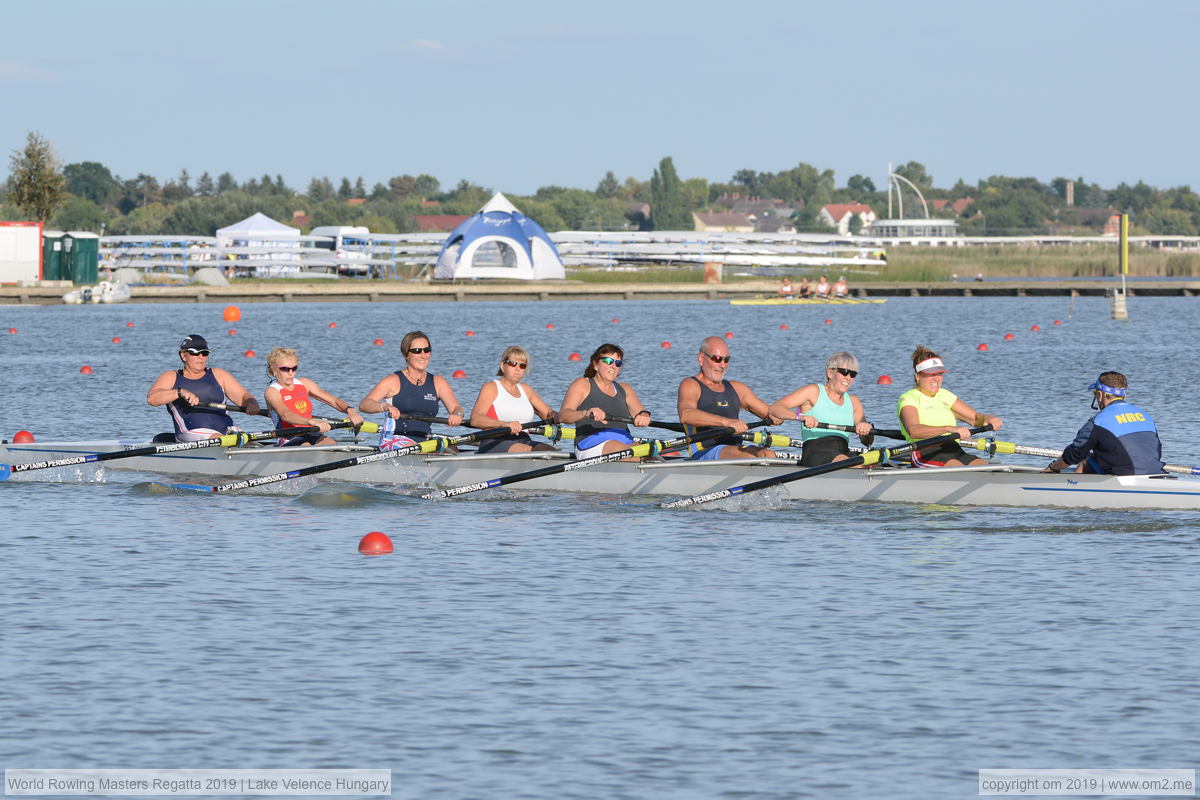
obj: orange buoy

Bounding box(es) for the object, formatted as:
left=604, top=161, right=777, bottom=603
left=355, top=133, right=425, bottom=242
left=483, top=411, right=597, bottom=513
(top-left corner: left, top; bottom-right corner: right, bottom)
left=876, top=375, right=893, bottom=385
left=568, top=352, right=582, bottom=361
left=13, top=430, right=35, bottom=443
left=546, top=323, right=555, bottom=329
left=358, top=531, right=394, bottom=555
left=328, top=322, right=337, bottom=328
left=977, top=343, right=989, bottom=351
left=1031, top=324, right=1041, bottom=331
left=1003, top=333, right=1015, bottom=341
left=244, top=349, right=256, bottom=358
left=1054, top=320, right=1062, bottom=325
left=611, top=318, right=620, bottom=323
left=112, top=337, right=121, bottom=344
left=779, top=324, right=789, bottom=330
left=223, top=305, right=241, bottom=322
left=465, top=330, right=475, bottom=337
left=452, top=369, right=466, bottom=378
left=79, top=365, right=93, bottom=374
left=125, top=321, right=135, bottom=327
left=373, top=339, right=384, bottom=346
left=661, top=341, right=671, bottom=349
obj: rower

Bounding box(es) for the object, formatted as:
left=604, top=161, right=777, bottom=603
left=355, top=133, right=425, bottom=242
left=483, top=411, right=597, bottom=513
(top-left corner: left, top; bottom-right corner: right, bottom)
left=778, top=276, right=796, bottom=298
left=264, top=347, right=364, bottom=446
left=897, top=345, right=1003, bottom=467
left=798, top=277, right=813, bottom=298
left=147, top=334, right=261, bottom=442
left=1044, top=372, right=1164, bottom=475
left=768, top=351, right=873, bottom=466
left=559, top=343, right=651, bottom=458
left=468, top=345, right=558, bottom=454
left=832, top=275, right=849, bottom=298
left=815, top=274, right=831, bottom=298
left=678, top=336, right=783, bottom=460
left=360, top=330, right=465, bottom=451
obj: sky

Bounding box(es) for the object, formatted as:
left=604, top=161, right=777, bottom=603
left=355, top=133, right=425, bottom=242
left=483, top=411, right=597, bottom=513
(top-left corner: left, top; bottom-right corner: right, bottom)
left=3, top=0, right=1197, bottom=197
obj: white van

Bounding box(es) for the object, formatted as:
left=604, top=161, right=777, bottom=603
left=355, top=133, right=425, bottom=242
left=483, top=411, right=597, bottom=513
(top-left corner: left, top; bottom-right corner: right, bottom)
left=310, top=225, right=372, bottom=274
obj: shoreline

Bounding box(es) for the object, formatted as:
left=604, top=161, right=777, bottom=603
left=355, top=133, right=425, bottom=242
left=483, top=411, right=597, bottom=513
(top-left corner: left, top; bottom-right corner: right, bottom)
left=3, top=279, right=1200, bottom=305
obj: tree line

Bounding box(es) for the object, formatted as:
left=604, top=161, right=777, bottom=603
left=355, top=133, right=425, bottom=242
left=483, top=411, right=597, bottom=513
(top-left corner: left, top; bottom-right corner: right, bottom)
left=6, top=131, right=1200, bottom=237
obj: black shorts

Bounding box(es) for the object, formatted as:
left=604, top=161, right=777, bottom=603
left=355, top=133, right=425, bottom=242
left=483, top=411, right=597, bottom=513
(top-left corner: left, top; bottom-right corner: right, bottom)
left=476, top=433, right=533, bottom=454
left=281, top=431, right=324, bottom=447
left=800, top=436, right=851, bottom=467
left=910, top=440, right=976, bottom=467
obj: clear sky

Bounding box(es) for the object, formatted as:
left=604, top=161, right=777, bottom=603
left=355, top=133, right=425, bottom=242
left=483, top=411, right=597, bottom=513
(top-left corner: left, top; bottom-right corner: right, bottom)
left=3, top=0, right=1196, bottom=196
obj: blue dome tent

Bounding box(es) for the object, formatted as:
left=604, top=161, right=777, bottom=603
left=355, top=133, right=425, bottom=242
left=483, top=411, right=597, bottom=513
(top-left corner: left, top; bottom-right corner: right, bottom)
left=434, top=193, right=565, bottom=280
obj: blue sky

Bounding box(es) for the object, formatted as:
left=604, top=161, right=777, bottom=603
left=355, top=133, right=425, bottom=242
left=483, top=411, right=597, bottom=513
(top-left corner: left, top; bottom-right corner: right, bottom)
left=3, top=0, right=1196, bottom=195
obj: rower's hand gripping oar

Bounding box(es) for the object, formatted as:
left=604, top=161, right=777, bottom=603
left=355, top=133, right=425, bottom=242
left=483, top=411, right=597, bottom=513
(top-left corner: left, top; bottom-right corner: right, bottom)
left=958, top=436, right=1200, bottom=476
left=425, top=421, right=769, bottom=500
left=661, top=425, right=994, bottom=509
left=164, top=419, right=555, bottom=494
left=0, top=421, right=371, bottom=481
left=197, top=401, right=382, bottom=430
left=808, top=421, right=905, bottom=440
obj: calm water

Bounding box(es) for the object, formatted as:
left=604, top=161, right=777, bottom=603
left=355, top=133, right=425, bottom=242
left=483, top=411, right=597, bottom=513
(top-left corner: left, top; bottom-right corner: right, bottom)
left=1, top=297, right=1197, bottom=799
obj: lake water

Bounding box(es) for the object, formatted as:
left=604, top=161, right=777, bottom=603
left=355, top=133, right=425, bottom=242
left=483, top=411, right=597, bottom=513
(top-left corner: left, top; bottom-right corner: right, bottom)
left=1, top=297, right=1197, bottom=799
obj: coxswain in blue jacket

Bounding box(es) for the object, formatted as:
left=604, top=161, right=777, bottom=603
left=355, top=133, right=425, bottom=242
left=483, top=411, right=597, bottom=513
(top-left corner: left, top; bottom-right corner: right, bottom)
left=1045, top=371, right=1164, bottom=476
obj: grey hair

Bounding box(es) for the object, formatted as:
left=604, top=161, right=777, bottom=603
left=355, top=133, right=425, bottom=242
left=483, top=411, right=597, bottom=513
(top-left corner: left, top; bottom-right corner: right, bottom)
left=825, top=351, right=859, bottom=373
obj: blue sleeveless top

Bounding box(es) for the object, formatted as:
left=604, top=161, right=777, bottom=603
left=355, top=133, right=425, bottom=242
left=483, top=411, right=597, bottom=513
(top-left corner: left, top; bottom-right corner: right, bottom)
left=169, top=369, right=232, bottom=434
left=683, top=377, right=742, bottom=454
left=387, top=370, right=441, bottom=438
left=574, top=378, right=631, bottom=441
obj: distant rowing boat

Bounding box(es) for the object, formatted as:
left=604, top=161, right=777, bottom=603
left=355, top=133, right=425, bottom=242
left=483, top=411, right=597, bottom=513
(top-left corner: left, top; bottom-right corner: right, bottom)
left=729, top=297, right=886, bottom=306
left=4, top=439, right=1198, bottom=510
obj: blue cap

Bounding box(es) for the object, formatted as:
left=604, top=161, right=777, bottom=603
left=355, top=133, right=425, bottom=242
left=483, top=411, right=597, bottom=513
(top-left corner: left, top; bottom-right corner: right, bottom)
left=1087, top=379, right=1126, bottom=397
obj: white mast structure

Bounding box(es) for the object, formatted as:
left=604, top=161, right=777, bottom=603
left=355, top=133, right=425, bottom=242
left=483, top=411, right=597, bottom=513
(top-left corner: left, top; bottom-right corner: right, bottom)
left=886, top=162, right=931, bottom=220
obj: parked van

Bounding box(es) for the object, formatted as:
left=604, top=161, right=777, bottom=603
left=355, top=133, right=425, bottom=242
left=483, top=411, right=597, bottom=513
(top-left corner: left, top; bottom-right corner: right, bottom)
left=310, top=226, right=371, bottom=274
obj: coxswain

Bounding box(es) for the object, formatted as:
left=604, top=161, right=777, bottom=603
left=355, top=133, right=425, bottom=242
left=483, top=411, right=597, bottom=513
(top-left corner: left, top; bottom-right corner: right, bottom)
left=1044, top=372, right=1164, bottom=475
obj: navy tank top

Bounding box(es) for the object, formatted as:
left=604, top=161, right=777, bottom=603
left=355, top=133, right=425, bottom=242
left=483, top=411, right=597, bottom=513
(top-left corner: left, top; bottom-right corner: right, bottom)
left=684, top=377, right=742, bottom=452
left=388, top=370, right=441, bottom=438
left=574, top=378, right=631, bottom=441
left=169, top=369, right=232, bottom=434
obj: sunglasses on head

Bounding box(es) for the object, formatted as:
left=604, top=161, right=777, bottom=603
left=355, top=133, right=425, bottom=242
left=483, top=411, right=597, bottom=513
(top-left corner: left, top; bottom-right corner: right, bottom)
left=406, top=346, right=432, bottom=355
left=504, top=359, right=528, bottom=369
left=834, top=367, right=858, bottom=378
left=275, top=365, right=298, bottom=373
left=702, top=352, right=731, bottom=364
left=599, top=356, right=623, bottom=367
left=185, top=348, right=211, bottom=357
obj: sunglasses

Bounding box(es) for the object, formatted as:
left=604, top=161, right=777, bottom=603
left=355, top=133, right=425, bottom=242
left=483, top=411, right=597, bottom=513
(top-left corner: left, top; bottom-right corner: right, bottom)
left=275, top=365, right=298, bottom=373
left=599, top=356, right=623, bottom=367
left=834, top=367, right=858, bottom=378
left=702, top=352, right=732, bottom=364
left=185, top=348, right=211, bottom=357
left=504, top=360, right=528, bottom=369
left=406, top=346, right=432, bottom=355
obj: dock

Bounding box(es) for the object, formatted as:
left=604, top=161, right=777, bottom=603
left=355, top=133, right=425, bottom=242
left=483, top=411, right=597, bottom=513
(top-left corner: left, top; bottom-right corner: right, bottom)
left=3, top=280, right=1199, bottom=306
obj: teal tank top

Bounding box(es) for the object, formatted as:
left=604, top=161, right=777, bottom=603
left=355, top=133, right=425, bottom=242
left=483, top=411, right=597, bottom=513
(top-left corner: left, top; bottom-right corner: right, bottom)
left=802, top=385, right=854, bottom=442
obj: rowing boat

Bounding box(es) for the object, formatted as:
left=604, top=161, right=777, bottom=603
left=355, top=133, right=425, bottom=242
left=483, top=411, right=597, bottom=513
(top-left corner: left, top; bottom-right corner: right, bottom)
left=729, top=297, right=886, bottom=306
left=4, top=439, right=1199, bottom=510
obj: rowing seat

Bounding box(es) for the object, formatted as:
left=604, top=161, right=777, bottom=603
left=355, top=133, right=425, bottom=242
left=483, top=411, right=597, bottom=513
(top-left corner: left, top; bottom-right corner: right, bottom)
left=152, top=432, right=175, bottom=443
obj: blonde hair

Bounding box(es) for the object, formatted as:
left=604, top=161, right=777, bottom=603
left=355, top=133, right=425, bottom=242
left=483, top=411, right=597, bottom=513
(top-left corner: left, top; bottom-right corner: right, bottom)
left=266, top=347, right=298, bottom=378
left=825, top=351, right=859, bottom=374
left=496, top=345, right=531, bottom=376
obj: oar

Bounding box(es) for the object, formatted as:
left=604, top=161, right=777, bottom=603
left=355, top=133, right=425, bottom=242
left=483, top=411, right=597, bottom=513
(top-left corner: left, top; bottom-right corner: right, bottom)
left=163, top=419, right=555, bottom=494
left=0, top=421, right=371, bottom=481
left=661, top=425, right=994, bottom=509
left=809, top=422, right=905, bottom=439
left=198, top=401, right=392, bottom=427
left=958, top=436, right=1200, bottom=476
left=425, top=421, right=769, bottom=500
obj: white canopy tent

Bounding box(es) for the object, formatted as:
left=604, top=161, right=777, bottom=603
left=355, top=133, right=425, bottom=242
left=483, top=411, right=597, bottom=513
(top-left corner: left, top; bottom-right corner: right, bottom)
left=435, top=193, right=565, bottom=280
left=215, top=213, right=302, bottom=276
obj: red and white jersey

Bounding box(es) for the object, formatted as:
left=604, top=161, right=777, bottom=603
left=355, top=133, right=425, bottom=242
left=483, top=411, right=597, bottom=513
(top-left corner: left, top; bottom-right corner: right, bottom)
left=269, top=378, right=313, bottom=429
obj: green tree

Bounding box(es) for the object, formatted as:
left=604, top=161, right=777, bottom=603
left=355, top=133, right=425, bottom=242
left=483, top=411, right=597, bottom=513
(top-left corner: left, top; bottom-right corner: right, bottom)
left=353, top=176, right=366, bottom=198
left=216, top=172, right=237, bottom=193
left=7, top=131, right=67, bottom=222
left=307, top=177, right=334, bottom=203
left=53, top=196, right=108, bottom=232
left=414, top=174, right=441, bottom=198
left=650, top=156, right=690, bottom=230
left=195, top=172, right=215, bottom=196
left=846, top=174, right=875, bottom=195
left=894, top=161, right=932, bottom=192
left=337, top=178, right=353, bottom=199
left=63, top=161, right=118, bottom=205
left=595, top=171, right=620, bottom=198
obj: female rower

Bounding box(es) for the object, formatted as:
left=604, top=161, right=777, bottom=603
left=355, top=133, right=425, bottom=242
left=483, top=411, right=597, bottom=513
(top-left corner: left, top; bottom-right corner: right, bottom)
left=264, top=347, right=364, bottom=446
left=468, top=346, right=558, bottom=454
left=769, top=351, right=874, bottom=466
left=815, top=274, right=831, bottom=298
left=359, top=330, right=464, bottom=449
left=897, top=345, right=1003, bottom=467
left=147, top=334, right=261, bottom=442
left=778, top=276, right=796, bottom=298
left=559, top=344, right=651, bottom=457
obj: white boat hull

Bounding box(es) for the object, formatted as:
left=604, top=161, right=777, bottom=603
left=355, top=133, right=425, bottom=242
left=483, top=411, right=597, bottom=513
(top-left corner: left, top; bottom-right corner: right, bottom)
left=3, top=439, right=1199, bottom=510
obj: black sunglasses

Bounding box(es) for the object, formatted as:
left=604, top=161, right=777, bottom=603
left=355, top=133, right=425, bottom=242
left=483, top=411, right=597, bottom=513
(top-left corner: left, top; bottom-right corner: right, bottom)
left=834, top=367, right=858, bottom=378
left=599, top=356, right=623, bottom=367
left=504, top=360, right=528, bottom=369
left=185, top=348, right=211, bottom=357
left=407, top=346, right=432, bottom=355
left=702, top=352, right=731, bottom=364
left=275, top=365, right=298, bottom=372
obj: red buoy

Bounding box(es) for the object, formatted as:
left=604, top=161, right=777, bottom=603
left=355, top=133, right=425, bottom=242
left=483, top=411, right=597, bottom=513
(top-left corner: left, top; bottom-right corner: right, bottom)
left=13, top=430, right=35, bottom=443
left=7, top=328, right=16, bottom=334
left=779, top=324, right=789, bottom=330
left=1054, top=320, right=1062, bottom=326
left=824, top=319, right=832, bottom=325
left=1003, top=333, right=1015, bottom=341
left=328, top=322, right=337, bottom=328
left=358, top=531, right=394, bottom=555
left=125, top=321, right=135, bottom=327
left=977, top=343, right=989, bottom=351
left=244, top=349, right=256, bottom=358
left=223, top=305, right=241, bottom=322
left=724, top=331, right=734, bottom=339
left=1031, top=324, right=1041, bottom=332
left=112, top=337, right=121, bottom=344
left=79, top=365, right=93, bottom=374
left=452, top=369, right=467, bottom=378
left=228, top=329, right=237, bottom=336
left=611, top=318, right=620, bottom=323
left=661, top=341, right=671, bottom=349
left=546, top=323, right=555, bottom=329
left=568, top=352, right=582, bottom=361
left=373, top=339, right=384, bottom=346
left=876, top=375, right=893, bottom=385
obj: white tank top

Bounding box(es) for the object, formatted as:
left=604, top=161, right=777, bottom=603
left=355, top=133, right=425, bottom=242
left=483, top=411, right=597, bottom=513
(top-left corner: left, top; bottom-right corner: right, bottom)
left=488, top=379, right=537, bottom=423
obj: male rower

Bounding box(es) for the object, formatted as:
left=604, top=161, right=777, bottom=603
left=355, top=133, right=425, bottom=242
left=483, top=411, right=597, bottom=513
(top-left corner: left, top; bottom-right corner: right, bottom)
left=147, top=334, right=261, bottom=441
left=677, top=336, right=785, bottom=460
left=1044, top=371, right=1164, bottom=475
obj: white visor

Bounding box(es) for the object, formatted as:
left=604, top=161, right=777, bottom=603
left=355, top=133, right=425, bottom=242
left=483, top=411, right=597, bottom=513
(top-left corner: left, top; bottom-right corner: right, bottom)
left=915, top=357, right=948, bottom=374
